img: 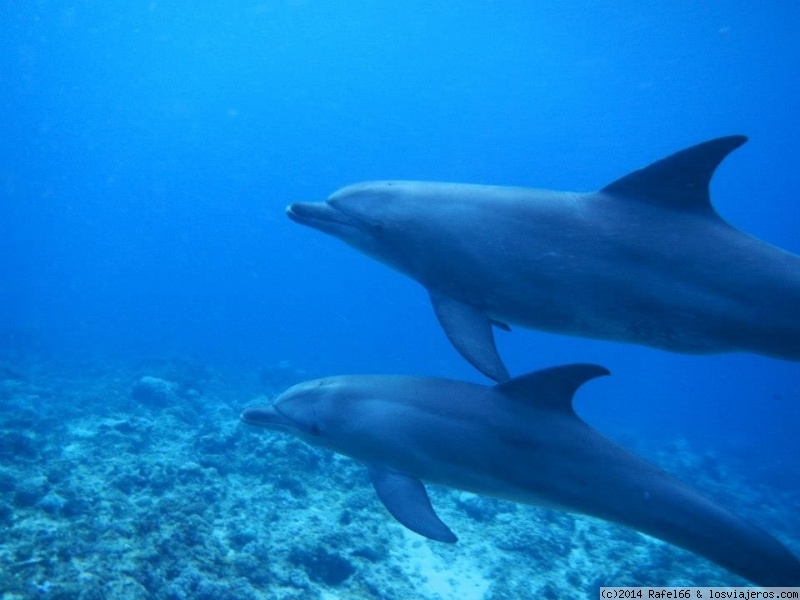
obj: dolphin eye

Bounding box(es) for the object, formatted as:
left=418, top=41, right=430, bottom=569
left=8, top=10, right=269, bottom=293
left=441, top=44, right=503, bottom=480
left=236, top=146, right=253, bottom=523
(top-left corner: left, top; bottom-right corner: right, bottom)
left=372, top=220, right=385, bottom=233
left=310, top=423, right=321, bottom=436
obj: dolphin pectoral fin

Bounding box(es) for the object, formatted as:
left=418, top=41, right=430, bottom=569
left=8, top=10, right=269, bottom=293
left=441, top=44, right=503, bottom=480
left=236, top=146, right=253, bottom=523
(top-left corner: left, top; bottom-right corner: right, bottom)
left=429, top=290, right=510, bottom=382
left=368, top=467, right=458, bottom=543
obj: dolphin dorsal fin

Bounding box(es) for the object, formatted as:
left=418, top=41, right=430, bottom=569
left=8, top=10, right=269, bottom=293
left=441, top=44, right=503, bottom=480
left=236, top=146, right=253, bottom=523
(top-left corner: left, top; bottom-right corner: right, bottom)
left=600, top=136, right=747, bottom=213
left=495, top=364, right=610, bottom=411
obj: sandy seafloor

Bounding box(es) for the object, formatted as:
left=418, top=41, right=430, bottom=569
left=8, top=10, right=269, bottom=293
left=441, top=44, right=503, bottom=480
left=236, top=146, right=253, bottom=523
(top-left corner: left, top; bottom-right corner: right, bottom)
left=1, top=358, right=798, bottom=600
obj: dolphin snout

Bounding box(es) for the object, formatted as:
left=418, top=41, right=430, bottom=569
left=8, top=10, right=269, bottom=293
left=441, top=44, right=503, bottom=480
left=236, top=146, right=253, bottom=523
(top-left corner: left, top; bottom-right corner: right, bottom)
left=286, top=202, right=359, bottom=238
left=240, top=405, right=294, bottom=430
left=286, top=202, right=335, bottom=224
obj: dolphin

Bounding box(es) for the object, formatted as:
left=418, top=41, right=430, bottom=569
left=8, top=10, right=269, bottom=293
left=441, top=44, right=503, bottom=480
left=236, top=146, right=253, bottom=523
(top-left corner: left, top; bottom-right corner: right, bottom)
left=287, top=136, right=800, bottom=381
left=241, top=364, right=800, bottom=586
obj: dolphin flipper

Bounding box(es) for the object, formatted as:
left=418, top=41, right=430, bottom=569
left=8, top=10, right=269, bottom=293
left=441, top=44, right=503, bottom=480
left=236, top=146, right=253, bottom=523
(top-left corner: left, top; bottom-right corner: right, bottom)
left=429, top=290, right=510, bottom=382
left=368, top=466, right=458, bottom=543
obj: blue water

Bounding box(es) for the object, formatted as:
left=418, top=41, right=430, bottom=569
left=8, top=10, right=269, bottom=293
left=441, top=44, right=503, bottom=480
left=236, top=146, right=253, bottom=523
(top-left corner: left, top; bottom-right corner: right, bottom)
left=1, top=1, right=799, bottom=594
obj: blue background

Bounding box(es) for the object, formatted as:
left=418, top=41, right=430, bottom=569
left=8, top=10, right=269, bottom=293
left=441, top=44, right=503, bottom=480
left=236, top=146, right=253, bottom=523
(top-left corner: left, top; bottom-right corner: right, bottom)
left=2, top=2, right=798, bottom=466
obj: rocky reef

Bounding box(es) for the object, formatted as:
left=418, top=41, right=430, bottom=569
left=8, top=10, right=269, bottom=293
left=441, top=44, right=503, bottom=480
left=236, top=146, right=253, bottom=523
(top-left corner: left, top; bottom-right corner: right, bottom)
left=0, top=360, right=797, bottom=599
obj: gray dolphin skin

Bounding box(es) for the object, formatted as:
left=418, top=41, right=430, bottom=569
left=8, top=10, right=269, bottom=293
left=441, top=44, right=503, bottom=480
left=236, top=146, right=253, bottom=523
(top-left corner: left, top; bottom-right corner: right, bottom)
left=286, top=136, right=800, bottom=381
left=241, top=365, right=800, bottom=586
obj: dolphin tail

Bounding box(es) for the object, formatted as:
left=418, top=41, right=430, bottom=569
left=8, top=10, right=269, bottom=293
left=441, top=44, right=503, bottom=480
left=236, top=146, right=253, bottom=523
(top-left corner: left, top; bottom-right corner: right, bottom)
left=640, top=480, right=800, bottom=586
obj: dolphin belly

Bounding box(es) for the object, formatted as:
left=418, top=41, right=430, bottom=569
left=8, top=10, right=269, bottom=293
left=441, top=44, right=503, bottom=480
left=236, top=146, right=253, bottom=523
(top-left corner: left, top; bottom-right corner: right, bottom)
left=475, top=229, right=800, bottom=361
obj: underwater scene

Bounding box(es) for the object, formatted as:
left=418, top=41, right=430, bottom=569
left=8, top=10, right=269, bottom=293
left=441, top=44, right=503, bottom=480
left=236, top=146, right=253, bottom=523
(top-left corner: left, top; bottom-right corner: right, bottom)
left=2, top=1, right=799, bottom=598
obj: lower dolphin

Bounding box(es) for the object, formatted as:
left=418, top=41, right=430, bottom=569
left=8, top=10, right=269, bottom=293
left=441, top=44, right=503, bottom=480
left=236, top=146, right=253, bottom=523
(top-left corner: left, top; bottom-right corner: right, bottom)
left=241, top=365, right=800, bottom=586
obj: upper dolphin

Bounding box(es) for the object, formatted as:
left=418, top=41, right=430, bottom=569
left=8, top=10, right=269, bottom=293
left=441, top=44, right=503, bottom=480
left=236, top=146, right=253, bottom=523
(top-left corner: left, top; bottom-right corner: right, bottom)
left=241, top=365, right=800, bottom=586
left=287, top=136, right=800, bottom=381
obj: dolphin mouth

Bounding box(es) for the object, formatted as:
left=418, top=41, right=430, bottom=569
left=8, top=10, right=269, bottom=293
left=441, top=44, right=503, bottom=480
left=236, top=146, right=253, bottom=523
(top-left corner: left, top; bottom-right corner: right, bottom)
left=240, top=405, right=295, bottom=431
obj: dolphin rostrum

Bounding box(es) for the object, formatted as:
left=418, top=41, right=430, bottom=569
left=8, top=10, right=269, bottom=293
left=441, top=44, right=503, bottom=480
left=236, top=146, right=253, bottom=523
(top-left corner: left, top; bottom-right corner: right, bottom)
left=241, top=365, right=800, bottom=586
left=287, top=137, right=800, bottom=381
